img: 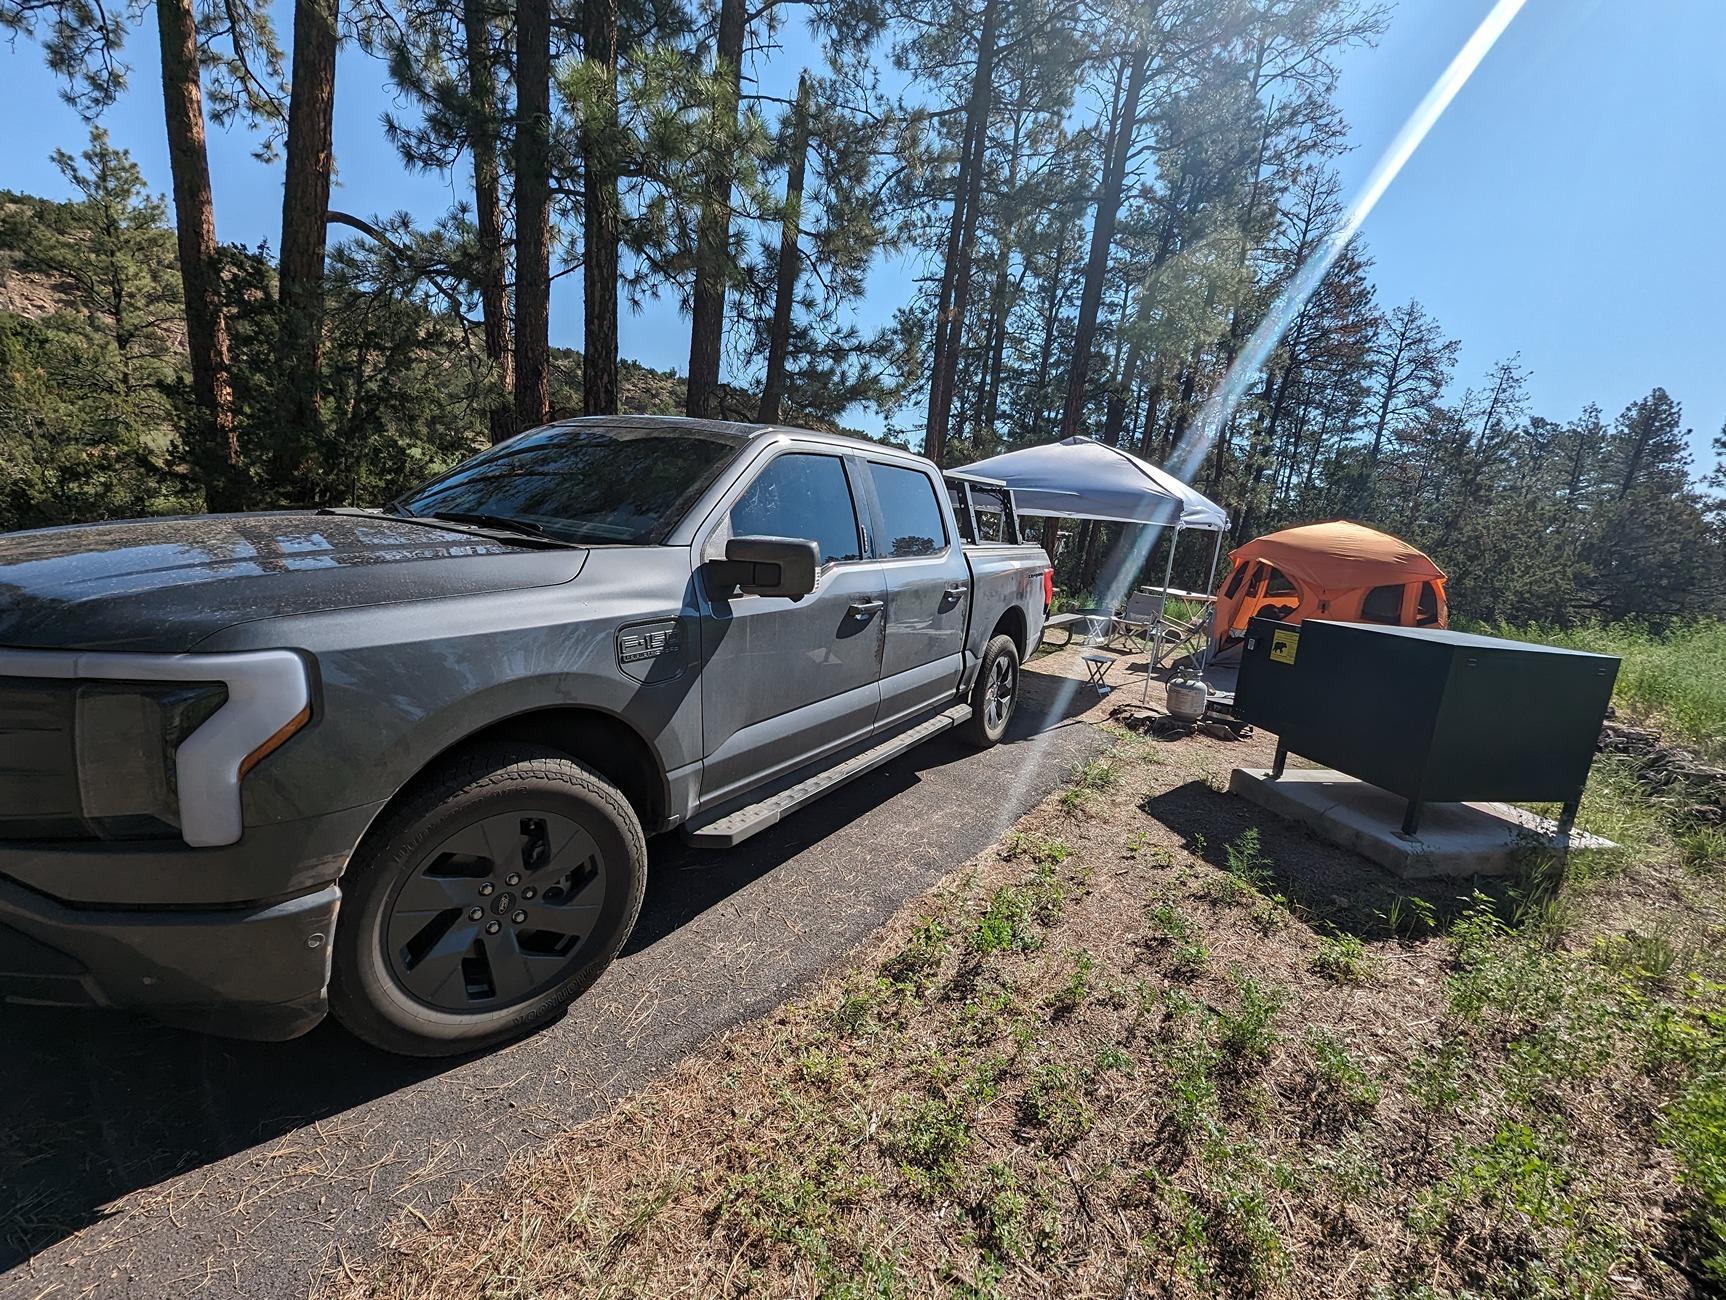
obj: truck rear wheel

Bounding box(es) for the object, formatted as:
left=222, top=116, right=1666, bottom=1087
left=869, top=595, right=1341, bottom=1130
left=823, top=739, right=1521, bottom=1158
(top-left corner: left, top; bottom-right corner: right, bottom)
left=961, top=634, right=1020, bottom=748
left=330, top=745, right=646, bottom=1057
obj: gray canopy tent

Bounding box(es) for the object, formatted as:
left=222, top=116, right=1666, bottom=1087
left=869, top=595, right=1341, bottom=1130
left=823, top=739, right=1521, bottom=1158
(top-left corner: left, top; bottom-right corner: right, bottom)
left=955, top=436, right=1230, bottom=609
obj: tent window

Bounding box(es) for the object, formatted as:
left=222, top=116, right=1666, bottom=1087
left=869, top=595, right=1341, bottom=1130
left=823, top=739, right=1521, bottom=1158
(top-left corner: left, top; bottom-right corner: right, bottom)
left=1222, top=561, right=1249, bottom=599
left=1264, top=567, right=1297, bottom=596
left=1416, top=581, right=1440, bottom=625
left=1246, top=564, right=1267, bottom=599
left=1360, top=583, right=1405, bottom=623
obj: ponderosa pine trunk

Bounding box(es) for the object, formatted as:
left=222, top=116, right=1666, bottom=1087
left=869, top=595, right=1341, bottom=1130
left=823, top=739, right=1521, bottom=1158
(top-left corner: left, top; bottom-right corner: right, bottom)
left=757, top=72, right=810, bottom=424
left=685, top=0, right=745, bottom=418
left=582, top=0, right=621, bottom=416
left=1058, top=47, right=1148, bottom=439
left=156, top=0, right=239, bottom=508
left=973, top=113, right=1022, bottom=446
left=513, top=0, right=552, bottom=430
left=922, top=0, right=998, bottom=466
left=465, top=0, right=515, bottom=442
left=279, top=0, right=339, bottom=448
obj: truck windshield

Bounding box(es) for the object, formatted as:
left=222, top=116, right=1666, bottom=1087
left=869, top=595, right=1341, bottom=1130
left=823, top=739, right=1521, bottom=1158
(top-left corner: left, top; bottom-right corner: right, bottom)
left=391, top=423, right=741, bottom=545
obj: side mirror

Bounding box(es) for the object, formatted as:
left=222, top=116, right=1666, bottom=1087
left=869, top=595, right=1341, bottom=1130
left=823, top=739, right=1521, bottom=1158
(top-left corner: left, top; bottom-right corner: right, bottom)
left=711, top=536, right=820, bottom=599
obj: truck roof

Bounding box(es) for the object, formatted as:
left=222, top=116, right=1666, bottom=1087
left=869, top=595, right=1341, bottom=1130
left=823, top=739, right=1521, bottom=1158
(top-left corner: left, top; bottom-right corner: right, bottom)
left=535, top=414, right=905, bottom=460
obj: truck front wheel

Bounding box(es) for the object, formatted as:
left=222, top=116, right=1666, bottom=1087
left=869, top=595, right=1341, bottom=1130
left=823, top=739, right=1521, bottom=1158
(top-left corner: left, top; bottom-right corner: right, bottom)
left=330, top=744, right=647, bottom=1057
left=960, top=633, right=1021, bottom=748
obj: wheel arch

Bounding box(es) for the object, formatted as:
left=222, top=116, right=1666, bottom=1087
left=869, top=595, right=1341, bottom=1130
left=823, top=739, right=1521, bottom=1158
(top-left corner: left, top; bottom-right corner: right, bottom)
left=990, top=605, right=1028, bottom=659
left=346, top=705, right=668, bottom=871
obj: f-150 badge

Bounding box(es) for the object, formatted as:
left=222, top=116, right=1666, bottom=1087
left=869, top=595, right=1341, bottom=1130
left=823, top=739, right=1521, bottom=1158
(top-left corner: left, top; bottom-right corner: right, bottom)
left=617, top=619, right=686, bottom=683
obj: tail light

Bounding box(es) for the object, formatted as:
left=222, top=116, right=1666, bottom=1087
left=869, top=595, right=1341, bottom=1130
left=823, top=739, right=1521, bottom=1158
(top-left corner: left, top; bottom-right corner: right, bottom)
left=1042, top=567, right=1054, bottom=612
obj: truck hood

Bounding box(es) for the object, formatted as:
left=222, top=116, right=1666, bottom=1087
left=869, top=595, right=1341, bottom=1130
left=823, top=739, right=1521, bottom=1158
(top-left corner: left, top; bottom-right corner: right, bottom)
left=0, top=512, right=587, bottom=652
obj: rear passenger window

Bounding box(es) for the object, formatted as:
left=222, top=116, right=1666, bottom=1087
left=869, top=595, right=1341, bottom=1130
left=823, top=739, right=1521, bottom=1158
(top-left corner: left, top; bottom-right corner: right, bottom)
left=868, top=462, right=946, bottom=558
left=729, top=453, right=862, bottom=566
left=1360, top=583, right=1405, bottom=623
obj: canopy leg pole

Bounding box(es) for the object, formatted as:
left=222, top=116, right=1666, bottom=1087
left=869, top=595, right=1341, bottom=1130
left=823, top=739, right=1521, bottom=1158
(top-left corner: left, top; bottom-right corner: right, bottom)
left=1150, top=525, right=1179, bottom=670
left=1196, top=528, right=1224, bottom=674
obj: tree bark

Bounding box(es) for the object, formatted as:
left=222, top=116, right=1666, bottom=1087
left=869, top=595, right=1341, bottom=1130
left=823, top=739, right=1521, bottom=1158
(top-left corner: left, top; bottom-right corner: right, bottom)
left=757, top=71, right=810, bottom=424
left=922, top=0, right=998, bottom=466
left=279, top=0, right=339, bottom=440
left=685, top=0, right=746, bottom=418
left=1058, top=47, right=1148, bottom=440
left=465, top=0, right=515, bottom=442
left=156, top=0, right=239, bottom=508
left=514, top=0, right=552, bottom=430
left=1101, top=338, right=1140, bottom=446
left=582, top=0, right=621, bottom=416
left=976, top=251, right=1011, bottom=443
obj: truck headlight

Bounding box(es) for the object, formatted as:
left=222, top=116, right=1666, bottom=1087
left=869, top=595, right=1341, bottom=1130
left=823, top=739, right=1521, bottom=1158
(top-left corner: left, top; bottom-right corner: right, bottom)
left=75, top=682, right=230, bottom=838
left=1, top=647, right=313, bottom=848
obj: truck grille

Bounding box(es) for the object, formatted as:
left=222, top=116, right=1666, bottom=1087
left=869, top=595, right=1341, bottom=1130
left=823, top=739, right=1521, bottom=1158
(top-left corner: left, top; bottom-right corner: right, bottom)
left=0, top=678, right=88, bottom=839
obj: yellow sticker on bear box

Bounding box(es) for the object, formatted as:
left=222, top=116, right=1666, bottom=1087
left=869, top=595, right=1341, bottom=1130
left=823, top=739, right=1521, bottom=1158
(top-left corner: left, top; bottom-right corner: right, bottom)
left=1269, top=627, right=1299, bottom=665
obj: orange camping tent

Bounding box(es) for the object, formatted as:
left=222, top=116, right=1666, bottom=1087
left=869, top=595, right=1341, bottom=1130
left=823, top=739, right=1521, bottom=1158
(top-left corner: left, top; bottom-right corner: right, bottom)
left=1211, top=521, right=1448, bottom=649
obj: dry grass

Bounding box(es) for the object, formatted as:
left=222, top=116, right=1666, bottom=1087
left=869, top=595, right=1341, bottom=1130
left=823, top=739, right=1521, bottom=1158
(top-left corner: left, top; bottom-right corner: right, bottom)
left=327, top=688, right=1726, bottom=1300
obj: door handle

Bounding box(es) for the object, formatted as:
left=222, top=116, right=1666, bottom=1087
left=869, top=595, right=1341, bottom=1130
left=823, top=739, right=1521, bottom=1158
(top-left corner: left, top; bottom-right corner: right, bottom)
left=944, top=584, right=969, bottom=598
left=848, top=598, right=885, bottom=620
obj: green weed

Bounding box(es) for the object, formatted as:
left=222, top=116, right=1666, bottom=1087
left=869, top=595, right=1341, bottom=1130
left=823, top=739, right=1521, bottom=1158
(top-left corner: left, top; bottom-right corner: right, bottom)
left=1311, top=930, right=1376, bottom=985
left=1216, top=973, right=1285, bottom=1063
left=1045, top=950, right=1094, bottom=1016
left=886, top=1094, right=974, bottom=1194
left=971, top=887, right=1043, bottom=954
left=880, top=918, right=950, bottom=990
left=1019, top=1063, right=1094, bottom=1152
left=1304, top=1027, right=1382, bottom=1111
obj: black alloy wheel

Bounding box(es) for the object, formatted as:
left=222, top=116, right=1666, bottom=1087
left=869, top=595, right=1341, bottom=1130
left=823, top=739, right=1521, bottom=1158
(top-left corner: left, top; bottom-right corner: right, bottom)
left=331, top=746, right=646, bottom=1057
left=384, top=810, right=609, bottom=1012
left=961, top=633, right=1021, bottom=747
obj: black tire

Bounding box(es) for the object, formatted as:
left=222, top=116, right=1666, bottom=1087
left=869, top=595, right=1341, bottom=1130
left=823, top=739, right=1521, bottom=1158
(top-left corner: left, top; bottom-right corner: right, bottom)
left=960, top=633, right=1020, bottom=748
left=330, top=744, right=647, bottom=1057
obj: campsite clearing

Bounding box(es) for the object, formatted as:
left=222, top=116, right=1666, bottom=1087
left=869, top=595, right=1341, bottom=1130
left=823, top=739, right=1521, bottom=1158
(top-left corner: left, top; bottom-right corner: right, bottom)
left=330, top=636, right=1726, bottom=1300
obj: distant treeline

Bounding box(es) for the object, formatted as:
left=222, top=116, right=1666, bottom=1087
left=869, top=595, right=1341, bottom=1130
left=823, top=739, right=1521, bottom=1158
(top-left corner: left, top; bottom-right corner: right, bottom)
left=0, top=0, right=1721, bottom=624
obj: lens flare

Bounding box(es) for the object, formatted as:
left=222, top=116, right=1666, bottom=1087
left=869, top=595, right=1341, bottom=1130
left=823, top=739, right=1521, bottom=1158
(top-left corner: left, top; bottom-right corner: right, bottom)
left=998, top=0, right=1527, bottom=817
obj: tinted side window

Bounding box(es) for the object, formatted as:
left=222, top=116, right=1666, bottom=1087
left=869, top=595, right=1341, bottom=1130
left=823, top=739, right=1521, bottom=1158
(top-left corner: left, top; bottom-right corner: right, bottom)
left=728, top=453, right=862, bottom=566
left=1360, top=583, right=1405, bottom=623
left=869, top=463, right=947, bottom=558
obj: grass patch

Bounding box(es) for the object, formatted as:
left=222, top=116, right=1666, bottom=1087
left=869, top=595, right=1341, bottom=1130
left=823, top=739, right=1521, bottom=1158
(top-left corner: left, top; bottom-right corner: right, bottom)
left=1493, top=620, right=1726, bottom=760
left=1311, top=929, right=1377, bottom=985
left=1059, top=757, right=1119, bottom=814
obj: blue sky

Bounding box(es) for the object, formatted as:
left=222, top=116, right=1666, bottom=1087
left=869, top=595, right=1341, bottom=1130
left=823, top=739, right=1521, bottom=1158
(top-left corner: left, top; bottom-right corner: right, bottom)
left=3, top=0, right=1722, bottom=466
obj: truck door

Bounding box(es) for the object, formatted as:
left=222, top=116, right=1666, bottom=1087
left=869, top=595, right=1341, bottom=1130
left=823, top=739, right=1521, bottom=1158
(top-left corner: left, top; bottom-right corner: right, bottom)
left=862, top=458, right=969, bottom=732
left=695, top=450, right=886, bottom=807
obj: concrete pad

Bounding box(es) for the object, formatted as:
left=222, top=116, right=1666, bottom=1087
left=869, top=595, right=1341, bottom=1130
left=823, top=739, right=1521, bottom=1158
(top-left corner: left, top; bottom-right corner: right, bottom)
left=1228, top=767, right=1616, bottom=880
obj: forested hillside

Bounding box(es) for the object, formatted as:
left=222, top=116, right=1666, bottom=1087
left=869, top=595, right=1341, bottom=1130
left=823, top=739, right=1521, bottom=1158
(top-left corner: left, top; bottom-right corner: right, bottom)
left=1, top=0, right=1723, bottom=626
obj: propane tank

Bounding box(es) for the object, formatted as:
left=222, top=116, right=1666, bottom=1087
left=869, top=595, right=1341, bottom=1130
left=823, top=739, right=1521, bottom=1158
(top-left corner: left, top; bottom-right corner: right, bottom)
left=1165, top=674, right=1209, bottom=724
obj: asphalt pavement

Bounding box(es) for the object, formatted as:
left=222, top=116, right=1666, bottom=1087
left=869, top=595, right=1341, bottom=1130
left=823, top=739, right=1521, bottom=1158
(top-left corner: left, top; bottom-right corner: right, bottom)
left=0, top=662, right=1104, bottom=1300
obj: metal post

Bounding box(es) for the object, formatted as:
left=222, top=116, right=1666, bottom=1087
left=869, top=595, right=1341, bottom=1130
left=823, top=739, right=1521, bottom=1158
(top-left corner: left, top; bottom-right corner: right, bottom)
left=1271, top=739, right=1288, bottom=779
left=1195, top=527, right=1225, bottom=673
left=1151, top=524, right=1179, bottom=670
left=1400, top=798, right=1422, bottom=838
left=1556, top=796, right=1579, bottom=852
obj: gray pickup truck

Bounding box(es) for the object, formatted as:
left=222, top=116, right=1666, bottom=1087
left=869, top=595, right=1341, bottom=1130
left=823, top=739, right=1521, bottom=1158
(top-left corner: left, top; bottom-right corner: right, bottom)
left=0, top=417, right=1050, bottom=1055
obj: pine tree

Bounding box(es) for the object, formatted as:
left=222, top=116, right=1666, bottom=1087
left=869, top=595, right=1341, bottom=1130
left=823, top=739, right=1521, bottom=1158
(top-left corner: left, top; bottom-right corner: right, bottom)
left=277, top=0, right=339, bottom=450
